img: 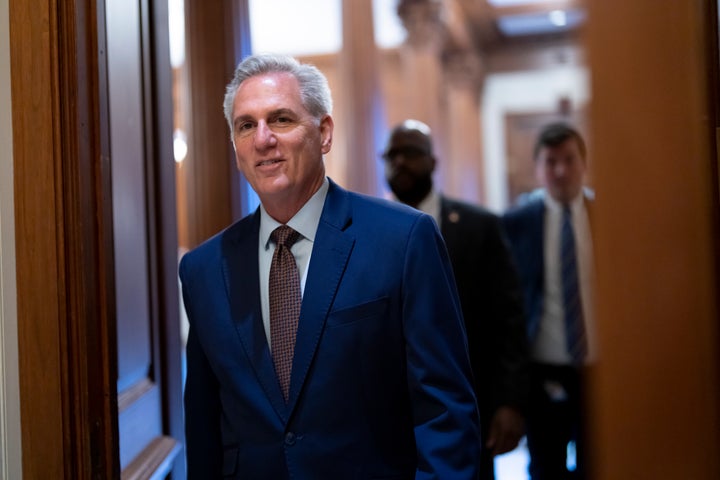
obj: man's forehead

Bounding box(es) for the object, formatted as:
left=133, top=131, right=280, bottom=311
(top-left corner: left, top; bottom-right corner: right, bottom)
left=235, top=72, right=299, bottom=99
left=392, top=129, right=430, bottom=147
left=539, top=138, right=584, bottom=156
left=233, top=73, right=303, bottom=117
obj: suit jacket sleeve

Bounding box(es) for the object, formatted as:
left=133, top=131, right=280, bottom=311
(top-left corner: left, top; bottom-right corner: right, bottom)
left=403, top=214, right=482, bottom=479
left=480, top=214, right=530, bottom=412
left=501, top=201, right=545, bottom=342
left=180, top=257, right=223, bottom=478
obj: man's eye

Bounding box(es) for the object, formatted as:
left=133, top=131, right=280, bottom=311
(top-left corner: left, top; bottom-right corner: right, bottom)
left=236, top=122, right=255, bottom=135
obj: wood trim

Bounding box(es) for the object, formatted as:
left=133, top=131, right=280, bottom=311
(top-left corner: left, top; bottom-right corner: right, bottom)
left=11, top=0, right=119, bottom=478
left=485, top=38, right=585, bottom=74
left=711, top=2, right=720, bottom=243
left=0, top=2, right=22, bottom=478
left=490, top=0, right=584, bottom=18
left=339, top=0, right=382, bottom=195
left=118, top=379, right=155, bottom=413
left=225, top=0, right=253, bottom=221
left=11, top=0, right=65, bottom=475
left=588, top=0, right=720, bottom=478
left=180, top=0, right=236, bottom=249
left=61, top=1, right=120, bottom=477
left=120, top=436, right=180, bottom=480
left=141, top=0, right=186, bottom=454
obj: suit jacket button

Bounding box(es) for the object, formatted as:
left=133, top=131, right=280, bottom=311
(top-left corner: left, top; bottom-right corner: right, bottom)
left=284, top=432, right=296, bottom=446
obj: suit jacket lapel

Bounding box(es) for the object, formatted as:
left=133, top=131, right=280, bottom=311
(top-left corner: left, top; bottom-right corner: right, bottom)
left=222, top=211, right=289, bottom=420
left=439, top=196, right=459, bottom=252
left=287, top=180, right=355, bottom=410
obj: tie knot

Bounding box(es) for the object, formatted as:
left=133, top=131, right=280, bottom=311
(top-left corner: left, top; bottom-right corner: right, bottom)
left=271, top=225, right=301, bottom=249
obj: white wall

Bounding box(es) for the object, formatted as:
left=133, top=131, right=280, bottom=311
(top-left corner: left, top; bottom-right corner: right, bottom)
left=0, top=0, right=23, bottom=476
left=482, top=66, right=590, bottom=212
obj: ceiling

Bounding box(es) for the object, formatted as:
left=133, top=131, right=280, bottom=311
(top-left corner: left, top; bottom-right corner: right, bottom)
left=456, top=0, right=587, bottom=51
left=242, top=0, right=587, bottom=59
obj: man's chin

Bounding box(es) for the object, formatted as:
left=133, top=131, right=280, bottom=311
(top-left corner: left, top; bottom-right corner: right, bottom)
left=254, top=177, right=292, bottom=198
left=551, top=187, right=581, bottom=204
left=389, top=177, right=418, bottom=197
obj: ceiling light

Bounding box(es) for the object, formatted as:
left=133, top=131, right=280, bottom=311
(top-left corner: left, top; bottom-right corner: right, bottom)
left=173, top=129, right=187, bottom=164
left=549, top=10, right=567, bottom=27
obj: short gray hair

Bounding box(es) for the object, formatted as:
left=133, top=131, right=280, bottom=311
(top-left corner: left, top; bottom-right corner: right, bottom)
left=222, top=53, right=333, bottom=132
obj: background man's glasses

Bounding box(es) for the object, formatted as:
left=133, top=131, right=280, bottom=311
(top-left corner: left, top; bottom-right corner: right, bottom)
left=381, top=146, right=429, bottom=161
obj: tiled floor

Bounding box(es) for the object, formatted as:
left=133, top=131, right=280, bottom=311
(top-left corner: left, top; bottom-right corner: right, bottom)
left=495, top=439, right=530, bottom=480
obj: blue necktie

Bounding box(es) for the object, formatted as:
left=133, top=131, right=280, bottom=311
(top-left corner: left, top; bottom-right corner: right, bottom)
left=561, top=206, right=588, bottom=364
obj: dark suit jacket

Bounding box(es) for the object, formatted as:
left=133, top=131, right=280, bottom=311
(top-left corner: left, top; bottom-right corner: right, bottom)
left=500, top=197, right=547, bottom=342
left=439, top=196, right=529, bottom=428
left=179, top=179, right=481, bottom=480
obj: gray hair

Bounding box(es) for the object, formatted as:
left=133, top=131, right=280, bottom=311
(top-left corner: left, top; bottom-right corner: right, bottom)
left=222, top=53, right=333, bottom=133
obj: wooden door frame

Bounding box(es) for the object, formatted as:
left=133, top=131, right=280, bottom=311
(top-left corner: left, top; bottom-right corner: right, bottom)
left=10, top=0, right=183, bottom=477
left=587, top=0, right=720, bottom=478
left=11, top=0, right=118, bottom=476
left=134, top=0, right=185, bottom=476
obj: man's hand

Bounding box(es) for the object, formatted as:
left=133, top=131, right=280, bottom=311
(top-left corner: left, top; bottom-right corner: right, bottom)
left=485, top=406, right=525, bottom=456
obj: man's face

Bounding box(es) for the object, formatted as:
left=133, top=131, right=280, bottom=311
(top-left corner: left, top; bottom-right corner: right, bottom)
left=383, top=129, right=435, bottom=205
left=535, top=137, right=586, bottom=204
left=230, top=72, right=333, bottom=208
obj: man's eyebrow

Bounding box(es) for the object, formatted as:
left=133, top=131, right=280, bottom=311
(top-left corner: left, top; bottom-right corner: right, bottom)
left=268, top=108, right=296, bottom=117
left=233, top=114, right=254, bottom=127
left=233, top=108, right=297, bottom=127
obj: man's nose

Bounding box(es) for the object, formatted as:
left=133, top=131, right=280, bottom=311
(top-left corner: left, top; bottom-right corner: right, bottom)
left=392, top=152, right=410, bottom=166
left=390, top=150, right=417, bottom=166
left=254, top=122, right=277, bottom=148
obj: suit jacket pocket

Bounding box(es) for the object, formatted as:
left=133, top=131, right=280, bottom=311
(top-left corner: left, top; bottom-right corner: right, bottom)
left=222, top=446, right=238, bottom=477
left=326, top=297, right=389, bottom=328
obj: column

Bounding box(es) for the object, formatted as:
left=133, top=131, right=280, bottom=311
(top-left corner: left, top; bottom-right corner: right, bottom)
left=339, top=0, right=384, bottom=195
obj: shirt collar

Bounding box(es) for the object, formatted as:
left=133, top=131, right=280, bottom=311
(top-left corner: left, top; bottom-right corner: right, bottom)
left=544, top=188, right=586, bottom=215
left=416, top=188, right=441, bottom=224
left=260, top=177, right=329, bottom=250
left=389, top=188, right=441, bottom=223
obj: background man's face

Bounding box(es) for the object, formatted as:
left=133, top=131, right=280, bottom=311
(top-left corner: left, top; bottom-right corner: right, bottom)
left=383, top=129, right=435, bottom=204
left=535, top=137, right=586, bottom=204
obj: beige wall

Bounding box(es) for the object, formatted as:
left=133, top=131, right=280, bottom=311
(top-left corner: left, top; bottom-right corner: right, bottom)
left=0, top=0, right=22, bottom=477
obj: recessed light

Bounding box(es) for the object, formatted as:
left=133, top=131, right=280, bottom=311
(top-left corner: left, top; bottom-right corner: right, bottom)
left=549, top=10, right=568, bottom=27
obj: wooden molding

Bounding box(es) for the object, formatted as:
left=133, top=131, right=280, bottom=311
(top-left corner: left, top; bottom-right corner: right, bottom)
left=10, top=0, right=119, bottom=477
left=121, top=436, right=180, bottom=480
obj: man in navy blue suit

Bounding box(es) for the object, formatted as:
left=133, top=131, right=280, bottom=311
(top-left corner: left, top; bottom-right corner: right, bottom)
left=179, top=53, right=481, bottom=479
left=502, top=123, right=594, bottom=480
left=382, top=119, right=529, bottom=480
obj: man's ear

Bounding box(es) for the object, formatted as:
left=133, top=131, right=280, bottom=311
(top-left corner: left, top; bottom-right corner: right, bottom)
left=320, top=114, right=334, bottom=154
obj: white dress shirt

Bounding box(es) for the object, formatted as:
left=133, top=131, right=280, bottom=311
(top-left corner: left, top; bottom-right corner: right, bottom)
left=415, top=188, right=442, bottom=224
left=533, top=191, right=596, bottom=365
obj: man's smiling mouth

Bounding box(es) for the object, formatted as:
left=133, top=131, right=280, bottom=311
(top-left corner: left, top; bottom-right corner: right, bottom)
left=257, top=158, right=282, bottom=167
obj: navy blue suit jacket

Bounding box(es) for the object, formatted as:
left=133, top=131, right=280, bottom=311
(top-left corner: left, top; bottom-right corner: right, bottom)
left=500, top=197, right=546, bottom=342
left=180, top=179, right=481, bottom=479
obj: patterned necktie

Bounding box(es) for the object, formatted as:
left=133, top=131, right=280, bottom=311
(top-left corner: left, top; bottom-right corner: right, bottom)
left=269, top=225, right=302, bottom=401
left=561, top=206, right=588, bottom=364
